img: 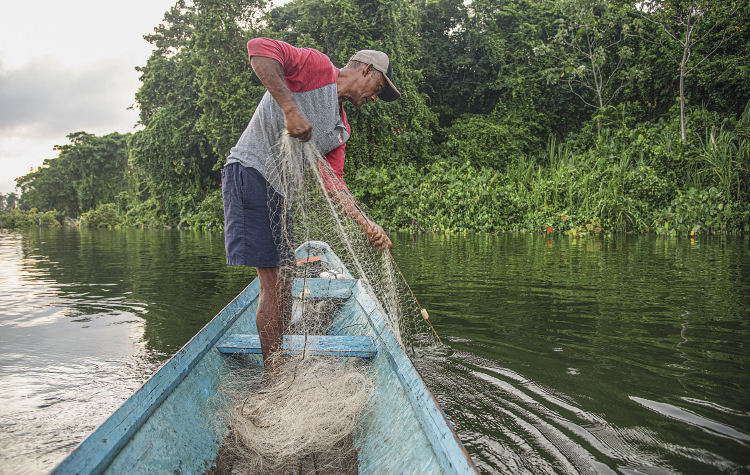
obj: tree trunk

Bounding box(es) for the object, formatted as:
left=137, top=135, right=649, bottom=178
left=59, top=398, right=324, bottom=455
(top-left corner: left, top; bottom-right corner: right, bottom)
left=679, top=19, right=692, bottom=142
left=680, top=60, right=687, bottom=141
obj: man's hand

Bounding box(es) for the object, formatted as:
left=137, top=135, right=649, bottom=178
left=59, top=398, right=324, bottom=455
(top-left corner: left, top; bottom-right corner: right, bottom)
left=284, top=108, right=312, bottom=142
left=364, top=222, right=392, bottom=251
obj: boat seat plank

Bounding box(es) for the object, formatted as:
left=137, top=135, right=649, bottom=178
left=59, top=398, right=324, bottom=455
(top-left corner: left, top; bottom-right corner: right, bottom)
left=291, top=277, right=357, bottom=299
left=217, top=334, right=377, bottom=358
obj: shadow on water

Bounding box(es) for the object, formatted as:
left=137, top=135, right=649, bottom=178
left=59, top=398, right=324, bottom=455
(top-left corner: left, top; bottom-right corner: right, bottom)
left=1, top=228, right=749, bottom=473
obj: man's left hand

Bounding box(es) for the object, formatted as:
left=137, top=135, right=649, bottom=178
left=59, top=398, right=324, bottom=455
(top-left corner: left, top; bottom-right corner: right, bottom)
left=364, top=223, right=392, bottom=251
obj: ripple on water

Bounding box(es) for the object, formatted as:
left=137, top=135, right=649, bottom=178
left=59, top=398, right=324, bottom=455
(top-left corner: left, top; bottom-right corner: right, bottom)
left=416, top=347, right=748, bottom=474
left=2, top=229, right=749, bottom=474
left=0, top=228, right=255, bottom=473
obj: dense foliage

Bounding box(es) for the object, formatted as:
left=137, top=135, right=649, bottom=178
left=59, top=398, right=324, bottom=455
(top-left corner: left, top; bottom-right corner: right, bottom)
left=9, top=0, right=750, bottom=234
left=0, top=208, right=60, bottom=229
left=16, top=132, right=132, bottom=217
left=355, top=103, right=750, bottom=233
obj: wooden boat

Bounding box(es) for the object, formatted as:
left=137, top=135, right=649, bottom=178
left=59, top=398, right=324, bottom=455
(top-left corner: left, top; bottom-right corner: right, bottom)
left=53, top=241, right=478, bottom=474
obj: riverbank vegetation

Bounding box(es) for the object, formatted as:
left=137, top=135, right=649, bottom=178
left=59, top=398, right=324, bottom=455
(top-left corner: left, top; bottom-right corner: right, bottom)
left=7, top=0, right=750, bottom=234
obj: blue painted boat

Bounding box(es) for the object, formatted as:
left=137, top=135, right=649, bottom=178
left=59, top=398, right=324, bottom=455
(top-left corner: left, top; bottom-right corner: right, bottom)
left=52, top=241, right=478, bottom=474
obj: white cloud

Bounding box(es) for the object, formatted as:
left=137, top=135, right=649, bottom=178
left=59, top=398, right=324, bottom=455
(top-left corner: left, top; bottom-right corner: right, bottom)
left=0, top=136, right=60, bottom=193
left=0, top=0, right=175, bottom=70
left=0, top=57, right=141, bottom=137
left=0, top=58, right=143, bottom=193
left=0, top=0, right=176, bottom=193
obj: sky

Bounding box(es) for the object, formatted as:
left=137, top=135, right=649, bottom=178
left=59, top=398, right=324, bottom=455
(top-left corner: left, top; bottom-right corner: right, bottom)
left=0, top=0, right=178, bottom=194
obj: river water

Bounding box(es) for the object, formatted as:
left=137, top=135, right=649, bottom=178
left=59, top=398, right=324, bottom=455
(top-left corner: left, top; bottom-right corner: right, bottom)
left=0, top=228, right=748, bottom=474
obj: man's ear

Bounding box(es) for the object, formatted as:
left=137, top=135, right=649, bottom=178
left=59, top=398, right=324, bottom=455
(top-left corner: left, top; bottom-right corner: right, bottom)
left=364, top=64, right=374, bottom=77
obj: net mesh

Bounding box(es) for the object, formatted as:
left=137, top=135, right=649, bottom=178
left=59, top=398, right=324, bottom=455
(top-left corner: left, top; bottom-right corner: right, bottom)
left=275, top=133, right=431, bottom=346
left=212, top=133, right=436, bottom=474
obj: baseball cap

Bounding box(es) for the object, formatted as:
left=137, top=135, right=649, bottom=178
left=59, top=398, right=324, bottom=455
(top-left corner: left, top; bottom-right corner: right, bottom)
left=349, top=50, right=401, bottom=102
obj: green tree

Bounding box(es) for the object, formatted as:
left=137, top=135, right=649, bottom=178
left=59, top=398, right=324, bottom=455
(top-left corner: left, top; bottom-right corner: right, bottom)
left=130, top=1, right=222, bottom=224
left=535, top=0, right=639, bottom=122
left=634, top=0, right=742, bottom=140
left=5, top=192, right=17, bottom=210
left=16, top=132, right=130, bottom=216
left=192, top=0, right=268, bottom=160
left=418, top=0, right=587, bottom=139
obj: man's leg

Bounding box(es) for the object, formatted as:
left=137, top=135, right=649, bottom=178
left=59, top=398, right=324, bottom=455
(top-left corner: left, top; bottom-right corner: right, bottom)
left=222, top=163, right=295, bottom=371
left=255, top=263, right=293, bottom=372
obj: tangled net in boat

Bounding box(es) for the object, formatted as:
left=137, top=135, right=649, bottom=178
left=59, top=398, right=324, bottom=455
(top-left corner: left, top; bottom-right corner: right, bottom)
left=212, top=133, right=436, bottom=474
left=214, top=356, right=372, bottom=474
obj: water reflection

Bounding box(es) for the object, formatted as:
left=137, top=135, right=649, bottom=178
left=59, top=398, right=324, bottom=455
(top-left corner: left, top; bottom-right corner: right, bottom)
left=0, top=228, right=255, bottom=474
left=1, top=229, right=749, bottom=474
left=418, top=346, right=747, bottom=474
left=630, top=397, right=750, bottom=442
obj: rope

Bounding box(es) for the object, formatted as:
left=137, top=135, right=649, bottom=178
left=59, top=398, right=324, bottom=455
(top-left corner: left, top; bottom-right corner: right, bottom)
left=386, top=249, right=443, bottom=345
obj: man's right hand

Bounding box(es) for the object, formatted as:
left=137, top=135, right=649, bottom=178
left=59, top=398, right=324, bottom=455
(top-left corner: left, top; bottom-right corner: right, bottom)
left=284, top=108, right=312, bottom=142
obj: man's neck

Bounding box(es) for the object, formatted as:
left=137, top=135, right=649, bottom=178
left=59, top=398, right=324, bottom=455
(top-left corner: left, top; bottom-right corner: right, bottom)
left=336, top=68, right=353, bottom=106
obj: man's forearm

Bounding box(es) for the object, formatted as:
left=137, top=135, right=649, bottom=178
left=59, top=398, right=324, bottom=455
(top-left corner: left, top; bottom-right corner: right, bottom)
left=329, top=189, right=371, bottom=230
left=250, top=56, right=312, bottom=141
left=329, top=189, right=392, bottom=250
left=250, top=56, right=297, bottom=114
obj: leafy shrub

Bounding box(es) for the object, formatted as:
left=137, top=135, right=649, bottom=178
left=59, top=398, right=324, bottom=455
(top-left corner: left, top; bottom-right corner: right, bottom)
left=445, top=108, right=535, bottom=169
left=354, top=159, right=527, bottom=233
left=652, top=187, right=732, bottom=235
left=120, top=197, right=168, bottom=228
left=0, top=209, right=60, bottom=229
left=183, top=189, right=224, bottom=229
left=729, top=202, right=750, bottom=233
left=698, top=125, right=749, bottom=202
left=79, top=203, right=122, bottom=228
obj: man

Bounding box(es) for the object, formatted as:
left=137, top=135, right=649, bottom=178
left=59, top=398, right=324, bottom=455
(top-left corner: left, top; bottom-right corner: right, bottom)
left=222, top=37, right=398, bottom=370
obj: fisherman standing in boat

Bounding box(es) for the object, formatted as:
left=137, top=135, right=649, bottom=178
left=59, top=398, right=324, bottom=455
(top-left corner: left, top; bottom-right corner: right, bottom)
left=221, top=38, right=399, bottom=371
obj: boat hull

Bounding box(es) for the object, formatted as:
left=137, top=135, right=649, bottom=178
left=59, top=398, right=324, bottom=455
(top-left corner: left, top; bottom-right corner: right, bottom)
left=52, top=241, right=477, bottom=475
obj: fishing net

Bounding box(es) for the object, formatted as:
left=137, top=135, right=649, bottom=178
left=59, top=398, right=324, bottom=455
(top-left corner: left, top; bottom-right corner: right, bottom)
left=274, top=133, right=430, bottom=347
left=212, top=133, right=437, bottom=474
left=212, top=356, right=371, bottom=474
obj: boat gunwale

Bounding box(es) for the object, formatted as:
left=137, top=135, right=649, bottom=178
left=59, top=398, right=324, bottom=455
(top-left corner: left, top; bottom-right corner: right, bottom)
left=50, top=283, right=257, bottom=475
left=352, top=282, right=478, bottom=474
left=297, top=241, right=478, bottom=474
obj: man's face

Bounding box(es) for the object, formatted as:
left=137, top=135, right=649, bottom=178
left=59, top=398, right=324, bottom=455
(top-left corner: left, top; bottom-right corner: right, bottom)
left=351, top=65, right=386, bottom=107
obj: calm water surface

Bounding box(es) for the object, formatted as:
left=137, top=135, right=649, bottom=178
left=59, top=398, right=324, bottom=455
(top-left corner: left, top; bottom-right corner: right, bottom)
left=0, top=228, right=748, bottom=474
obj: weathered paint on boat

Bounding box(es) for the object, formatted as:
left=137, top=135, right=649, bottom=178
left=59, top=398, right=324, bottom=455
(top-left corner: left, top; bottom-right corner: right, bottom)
left=52, top=241, right=478, bottom=475
left=217, top=333, right=378, bottom=358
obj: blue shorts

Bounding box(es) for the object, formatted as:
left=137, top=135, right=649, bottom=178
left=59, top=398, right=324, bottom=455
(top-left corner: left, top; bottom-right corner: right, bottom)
left=222, top=163, right=294, bottom=267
